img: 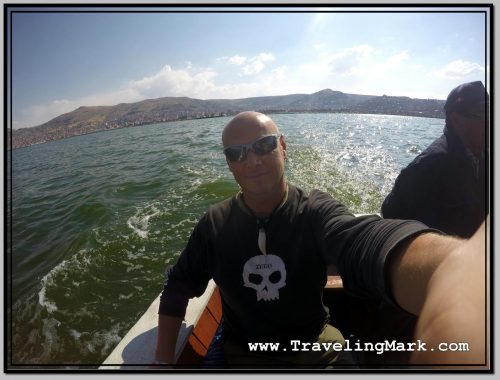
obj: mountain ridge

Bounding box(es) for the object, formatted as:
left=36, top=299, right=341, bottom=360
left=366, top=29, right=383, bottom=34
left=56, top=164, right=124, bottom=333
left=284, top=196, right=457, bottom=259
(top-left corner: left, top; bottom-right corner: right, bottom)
left=10, top=89, right=445, bottom=149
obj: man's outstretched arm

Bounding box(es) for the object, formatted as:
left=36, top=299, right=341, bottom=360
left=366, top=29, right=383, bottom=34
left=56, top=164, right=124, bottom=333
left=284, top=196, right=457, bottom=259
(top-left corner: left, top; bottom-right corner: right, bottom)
left=388, top=220, right=487, bottom=365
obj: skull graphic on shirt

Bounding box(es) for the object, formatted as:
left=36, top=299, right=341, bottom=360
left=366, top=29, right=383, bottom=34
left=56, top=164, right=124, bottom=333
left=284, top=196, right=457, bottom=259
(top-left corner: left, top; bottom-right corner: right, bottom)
left=242, top=254, right=287, bottom=301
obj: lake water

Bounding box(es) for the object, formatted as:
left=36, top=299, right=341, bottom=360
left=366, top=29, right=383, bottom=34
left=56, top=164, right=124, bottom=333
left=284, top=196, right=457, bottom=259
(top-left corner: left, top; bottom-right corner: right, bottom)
left=8, top=113, right=444, bottom=367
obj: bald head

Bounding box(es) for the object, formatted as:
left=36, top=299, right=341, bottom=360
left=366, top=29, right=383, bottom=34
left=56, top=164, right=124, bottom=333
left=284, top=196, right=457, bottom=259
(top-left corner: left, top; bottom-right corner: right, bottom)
left=221, top=111, right=287, bottom=211
left=222, top=111, right=279, bottom=147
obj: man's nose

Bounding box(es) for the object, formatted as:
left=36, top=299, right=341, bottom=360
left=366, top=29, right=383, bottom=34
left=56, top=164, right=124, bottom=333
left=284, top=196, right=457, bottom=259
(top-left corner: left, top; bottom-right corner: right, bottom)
left=245, top=150, right=262, bottom=166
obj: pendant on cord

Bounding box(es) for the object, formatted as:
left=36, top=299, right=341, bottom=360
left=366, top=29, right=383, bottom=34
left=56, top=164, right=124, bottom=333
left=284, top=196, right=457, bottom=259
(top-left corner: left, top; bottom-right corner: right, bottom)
left=258, top=227, right=267, bottom=255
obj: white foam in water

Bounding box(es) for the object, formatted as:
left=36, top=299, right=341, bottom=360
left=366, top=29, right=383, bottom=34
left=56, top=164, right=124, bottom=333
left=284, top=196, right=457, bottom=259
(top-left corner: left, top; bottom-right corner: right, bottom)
left=118, top=293, right=134, bottom=300
left=168, top=217, right=198, bottom=230
left=69, top=328, right=82, bottom=340
left=38, top=259, right=70, bottom=313
left=38, top=286, right=58, bottom=313
left=127, top=204, right=160, bottom=238
left=125, top=247, right=145, bottom=261
left=84, top=323, right=123, bottom=357
left=39, top=317, right=62, bottom=362
left=124, top=263, right=144, bottom=273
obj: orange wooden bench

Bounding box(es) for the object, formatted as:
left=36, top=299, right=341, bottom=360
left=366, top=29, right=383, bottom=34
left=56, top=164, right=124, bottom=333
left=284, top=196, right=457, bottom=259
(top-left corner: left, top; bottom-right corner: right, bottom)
left=176, top=287, right=223, bottom=366
left=176, top=275, right=343, bottom=366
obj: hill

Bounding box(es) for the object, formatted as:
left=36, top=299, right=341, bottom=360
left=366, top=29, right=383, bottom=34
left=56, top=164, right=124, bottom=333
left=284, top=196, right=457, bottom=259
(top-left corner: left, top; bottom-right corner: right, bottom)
left=11, top=89, right=445, bottom=149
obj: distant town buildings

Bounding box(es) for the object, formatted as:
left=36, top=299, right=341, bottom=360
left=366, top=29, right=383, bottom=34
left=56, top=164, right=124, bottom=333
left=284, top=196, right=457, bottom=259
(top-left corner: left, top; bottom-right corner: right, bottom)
left=10, top=91, right=445, bottom=150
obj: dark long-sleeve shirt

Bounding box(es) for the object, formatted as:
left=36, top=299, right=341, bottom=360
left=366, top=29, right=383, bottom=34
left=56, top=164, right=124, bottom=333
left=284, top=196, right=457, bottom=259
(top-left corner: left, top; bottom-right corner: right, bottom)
left=160, top=185, right=431, bottom=344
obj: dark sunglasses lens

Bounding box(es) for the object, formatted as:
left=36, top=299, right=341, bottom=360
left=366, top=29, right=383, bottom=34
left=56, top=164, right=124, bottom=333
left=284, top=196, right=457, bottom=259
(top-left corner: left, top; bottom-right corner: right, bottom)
left=224, top=147, right=245, bottom=162
left=253, top=136, right=278, bottom=155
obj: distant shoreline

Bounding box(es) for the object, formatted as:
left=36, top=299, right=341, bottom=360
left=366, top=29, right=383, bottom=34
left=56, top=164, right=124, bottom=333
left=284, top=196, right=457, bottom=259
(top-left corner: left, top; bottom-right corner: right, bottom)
left=9, top=110, right=445, bottom=151
left=10, top=89, right=446, bottom=150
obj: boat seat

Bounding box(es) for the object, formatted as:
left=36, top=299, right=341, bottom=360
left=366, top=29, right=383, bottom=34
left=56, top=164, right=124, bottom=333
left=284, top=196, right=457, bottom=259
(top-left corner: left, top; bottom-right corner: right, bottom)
left=176, top=285, right=223, bottom=367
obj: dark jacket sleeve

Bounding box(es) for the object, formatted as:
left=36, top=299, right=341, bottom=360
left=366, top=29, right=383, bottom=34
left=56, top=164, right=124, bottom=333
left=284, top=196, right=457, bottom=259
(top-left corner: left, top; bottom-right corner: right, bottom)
left=158, top=214, right=212, bottom=317
left=382, top=153, right=446, bottom=224
left=311, top=190, right=435, bottom=306
left=382, top=161, right=423, bottom=219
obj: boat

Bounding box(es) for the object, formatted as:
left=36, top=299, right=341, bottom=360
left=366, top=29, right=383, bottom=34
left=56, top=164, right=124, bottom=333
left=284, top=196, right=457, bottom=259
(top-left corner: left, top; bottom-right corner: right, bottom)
left=99, top=272, right=344, bottom=369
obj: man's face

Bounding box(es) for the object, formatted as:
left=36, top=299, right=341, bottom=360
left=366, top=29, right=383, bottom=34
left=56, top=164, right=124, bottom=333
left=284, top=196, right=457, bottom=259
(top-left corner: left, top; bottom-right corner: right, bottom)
left=452, top=103, right=488, bottom=154
left=223, top=119, right=287, bottom=197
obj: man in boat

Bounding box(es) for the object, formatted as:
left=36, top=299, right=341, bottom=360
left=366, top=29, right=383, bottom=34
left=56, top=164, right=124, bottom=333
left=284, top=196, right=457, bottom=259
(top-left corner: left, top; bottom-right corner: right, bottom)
left=153, top=111, right=487, bottom=368
left=377, top=81, right=488, bottom=366
left=381, top=81, right=488, bottom=238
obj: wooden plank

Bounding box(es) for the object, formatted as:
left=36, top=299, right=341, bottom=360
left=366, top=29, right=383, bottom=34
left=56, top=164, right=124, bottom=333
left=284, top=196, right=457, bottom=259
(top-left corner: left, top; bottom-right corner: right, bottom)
left=206, top=287, right=222, bottom=323
left=176, top=288, right=222, bottom=367
left=191, top=306, right=220, bottom=350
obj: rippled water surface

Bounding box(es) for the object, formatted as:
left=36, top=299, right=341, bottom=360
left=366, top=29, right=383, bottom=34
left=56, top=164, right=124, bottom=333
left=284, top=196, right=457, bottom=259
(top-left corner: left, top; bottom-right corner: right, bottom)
left=9, top=113, right=444, bottom=366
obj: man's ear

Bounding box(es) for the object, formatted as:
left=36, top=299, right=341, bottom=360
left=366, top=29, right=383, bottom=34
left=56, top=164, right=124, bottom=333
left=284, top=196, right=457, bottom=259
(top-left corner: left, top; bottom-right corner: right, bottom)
left=280, top=135, right=287, bottom=159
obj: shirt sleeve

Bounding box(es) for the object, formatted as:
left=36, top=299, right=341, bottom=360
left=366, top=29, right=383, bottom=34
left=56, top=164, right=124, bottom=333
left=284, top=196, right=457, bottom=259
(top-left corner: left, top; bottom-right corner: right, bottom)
left=158, top=214, right=212, bottom=317
left=310, top=190, right=436, bottom=306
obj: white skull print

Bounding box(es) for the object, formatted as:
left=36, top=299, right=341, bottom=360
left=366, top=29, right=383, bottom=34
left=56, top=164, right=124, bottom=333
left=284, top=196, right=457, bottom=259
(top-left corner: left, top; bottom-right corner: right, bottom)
left=242, top=254, right=287, bottom=301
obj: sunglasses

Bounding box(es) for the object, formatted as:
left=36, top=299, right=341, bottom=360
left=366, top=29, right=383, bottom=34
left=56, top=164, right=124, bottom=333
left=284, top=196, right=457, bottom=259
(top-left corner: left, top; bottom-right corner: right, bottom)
left=223, top=134, right=282, bottom=163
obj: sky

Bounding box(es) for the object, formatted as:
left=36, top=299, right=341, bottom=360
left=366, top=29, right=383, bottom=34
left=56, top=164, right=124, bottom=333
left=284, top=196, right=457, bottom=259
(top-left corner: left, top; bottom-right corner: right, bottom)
left=9, top=5, right=490, bottom=129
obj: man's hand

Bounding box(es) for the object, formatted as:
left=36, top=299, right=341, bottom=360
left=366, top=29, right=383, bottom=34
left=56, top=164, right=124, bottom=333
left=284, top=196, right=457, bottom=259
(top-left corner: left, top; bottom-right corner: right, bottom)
left=412, top=219, right=488, bottom=367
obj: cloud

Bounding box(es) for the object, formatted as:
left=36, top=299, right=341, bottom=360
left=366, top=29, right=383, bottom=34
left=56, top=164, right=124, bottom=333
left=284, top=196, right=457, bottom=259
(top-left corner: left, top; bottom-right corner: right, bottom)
left=127, top=64, right=218, bottom=99
left=385, top=51, right=410, bottom=67
left=228, top=55, right=247, bottom=65
left=242, top=53, right=276, bottom=76
left=217, top=52, right=276, bottom=76
left=328, top=45, right=377, bottom=76
left=432, top=60, right=485, bottom=79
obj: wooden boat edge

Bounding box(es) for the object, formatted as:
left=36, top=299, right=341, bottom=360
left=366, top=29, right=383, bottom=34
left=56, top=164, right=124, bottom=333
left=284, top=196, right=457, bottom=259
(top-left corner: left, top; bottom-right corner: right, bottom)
left=99, top=280, right=217, bottom=369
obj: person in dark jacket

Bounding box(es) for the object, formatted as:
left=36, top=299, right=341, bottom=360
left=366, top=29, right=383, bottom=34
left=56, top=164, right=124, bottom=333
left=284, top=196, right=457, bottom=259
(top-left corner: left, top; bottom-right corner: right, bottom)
left=382, top=81, right=488, bottom=238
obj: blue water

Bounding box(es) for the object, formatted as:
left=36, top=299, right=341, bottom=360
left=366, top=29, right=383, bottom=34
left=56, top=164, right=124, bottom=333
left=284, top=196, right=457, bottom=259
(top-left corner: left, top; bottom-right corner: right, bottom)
left=8, top=113, right=444, bottom=366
